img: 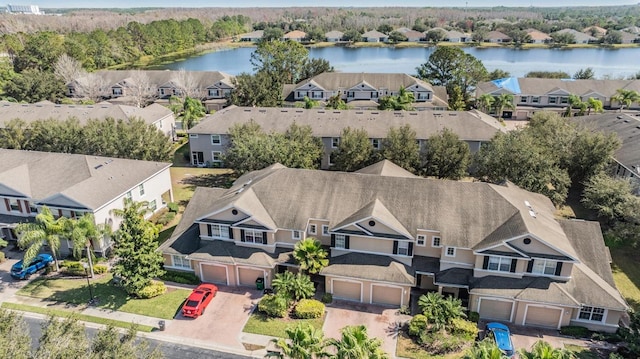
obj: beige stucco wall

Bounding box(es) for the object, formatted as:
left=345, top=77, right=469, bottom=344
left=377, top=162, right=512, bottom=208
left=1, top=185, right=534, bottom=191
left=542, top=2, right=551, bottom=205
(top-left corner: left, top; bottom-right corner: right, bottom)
left=560, top=262, right=573, bottom=277
left=568, top=308, right=623, bottom=333
left=307, top=219, right=331, bottom=245
left=325, top=275, right=411, bottom=307
left=357, top=219, right=400, bottom=236
left=349, top=236, right=394, bottom=255
left=202, top=207, right=248, bottom=222
left=275, top=229, right=304, bottom=246
left=413, top=231, right=441, bottom=257
left=440, top=248, right=475, bottom=270
left=511, top=237, right=563, bottom=256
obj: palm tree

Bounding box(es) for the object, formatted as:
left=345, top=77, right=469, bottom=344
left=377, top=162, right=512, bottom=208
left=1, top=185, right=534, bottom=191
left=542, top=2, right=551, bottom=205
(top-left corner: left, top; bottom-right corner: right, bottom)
left=65, top=214, right=108, bottom=278
left=493, top=93, right=515, bottom=119
left=296, top=96, right=320, bottom=109
left=291, top=273, right=316, bottom=301
left=326, top=325, right=388, bottom=359
left=293, top=237, right=328, bottom=275
left=417, top=292, right=465, bottom=329
left=476, top=94, right=495, bottom=114
left=462, top=339, right=504, bottom=359
left=268, top=323, right=328, bottom=359
left=15, top=206, right=65, bottom=271
left=564, top=94, right=584, bottom=117
left=518, top=340, right=576, bottom=359
left=326, top=93, right=348, bottom=110
left=181, top=96, right=207, bottom=130
left=272, top=270, right=296, bottom=298
left=586, top=97, right=603, bottom=115
left=611, top=89, right=640, bottom=112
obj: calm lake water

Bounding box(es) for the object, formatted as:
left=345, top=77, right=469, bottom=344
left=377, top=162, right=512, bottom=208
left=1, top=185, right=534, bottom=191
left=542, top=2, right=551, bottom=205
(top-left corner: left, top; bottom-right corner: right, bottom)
left=154, top=46, right=640, bottom=79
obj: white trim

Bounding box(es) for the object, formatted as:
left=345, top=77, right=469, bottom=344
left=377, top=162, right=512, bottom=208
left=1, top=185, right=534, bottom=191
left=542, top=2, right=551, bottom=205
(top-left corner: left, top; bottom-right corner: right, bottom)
left=331, top=137, right=340, bottom=148
left=474, top=268, right=523, bottom=278
left=322, top=225, right=330, bottom=236
left=330, top=278, right=363, bottom=302
left=308, top=224, right=317, bottom=235
left=196, top=204, right=249, bottom=222
left=416, top=228, right=440, bottom=233
left=334, top=215, right=413, bottom=240
left=522, top=303, right=564, bottom=329
left=332, top=247, right=413, bottom=259
left=326, top=273, right=411, bottom=288
left=198, top=262, right=228, bottom=285
left=171, top=254, right=192, bottom=270
left=477, top=297, right=515, bottom=323
left=415, top=235, right=426, bottom=247
left=370, top=283, right=404, bottom=307
left=445, top=246, right=456, bottom=257
left=164, top=265, right=195, bottom=272
left=232, top=217, right=275, bottom=232
left=211, top=151, right=222, bottom=163
left=576, top=305, right=608, bottom=323
left=476, top=234, right=579, bottom=263
left=292, top=230, right=301, bottom=240
left=431, top=236, right=441, bottom=248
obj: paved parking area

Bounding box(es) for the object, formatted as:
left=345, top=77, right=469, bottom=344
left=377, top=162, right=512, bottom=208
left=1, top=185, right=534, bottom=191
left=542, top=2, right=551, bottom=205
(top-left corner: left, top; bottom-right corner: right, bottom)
left=163, top=286, right=261, bottom=349
left=323, top=301, right=410, bottom=357
left=0, top=249, right=30, bottom=302
left=479, top=321, right=592, bottom=353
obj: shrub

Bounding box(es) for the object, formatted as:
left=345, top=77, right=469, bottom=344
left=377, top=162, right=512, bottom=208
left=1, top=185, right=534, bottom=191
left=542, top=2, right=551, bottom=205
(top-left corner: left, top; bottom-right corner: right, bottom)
left=449, top=318, right=479, bottom=340
left=93, top=264, right=108, bottom=274
left=468, top=311, right=480, bottom=323
left=419, top=331, right=468, bottom=355
left=560, top=325, right=592, bottom=338
left=398, top=305, right=411, bottom=315
left=294, top=299, right=325, bottom=319
left=258, top=294, right=289, bottom=318
left=0, top=251, right=5, bottom=262
left=61, top=261, right=87, bottom=276
left=159, top=270, right=201, bottom=285
left=408, top=314, right=429, bottom=338
left=136, top=280, right=167, bottom=299
left=156, top=212, right=176, bottom=226
left=321, top=293, right=333, bottom=304
left=167, top=202, right=179, bottom=213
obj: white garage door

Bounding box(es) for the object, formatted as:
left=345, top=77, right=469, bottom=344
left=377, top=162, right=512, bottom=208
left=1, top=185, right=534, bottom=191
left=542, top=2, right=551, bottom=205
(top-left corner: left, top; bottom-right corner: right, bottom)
left=371, top=285, right=402, bottom=306
left=332, top=280, right=362, bottom=301
left=238, top=267, right=264, bottom=287
left=524, top=306, right=562, bottom=329
left=479, top=299, right=513, bottom=321
left=201, top=264, right=228, bottom=285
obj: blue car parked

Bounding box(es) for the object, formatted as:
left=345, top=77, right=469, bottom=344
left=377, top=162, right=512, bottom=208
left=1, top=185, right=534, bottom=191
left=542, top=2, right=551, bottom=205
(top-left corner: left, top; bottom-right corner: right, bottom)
left=10, top=253, right=54, bottom=280
left=485, top=322, right=516, bottom=358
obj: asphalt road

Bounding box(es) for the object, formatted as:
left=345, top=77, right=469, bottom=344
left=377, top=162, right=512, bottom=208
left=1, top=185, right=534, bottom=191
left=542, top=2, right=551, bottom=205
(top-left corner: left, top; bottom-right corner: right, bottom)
left=24, top=316, right=252, bottom=359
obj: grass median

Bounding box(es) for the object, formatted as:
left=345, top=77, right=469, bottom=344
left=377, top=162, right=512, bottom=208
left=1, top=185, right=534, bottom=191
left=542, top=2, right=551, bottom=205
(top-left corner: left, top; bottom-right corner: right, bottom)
left=2, top=302, right=155, bottom=332
left=242, top=311, right=325, bottom=338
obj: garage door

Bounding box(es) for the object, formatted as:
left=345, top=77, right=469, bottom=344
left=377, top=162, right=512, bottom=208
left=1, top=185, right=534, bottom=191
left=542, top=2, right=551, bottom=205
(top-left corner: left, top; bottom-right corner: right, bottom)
left=238, top=267, right=264, bottom=287
left=371, top=285, right=402, bottom=306
left=332, top=280, right=362, bottom=301
left=524, top=306, right=562, bottom=329
left=479, top=299, right=513, bottom=321
left=201, top=264, right=227, bottom=285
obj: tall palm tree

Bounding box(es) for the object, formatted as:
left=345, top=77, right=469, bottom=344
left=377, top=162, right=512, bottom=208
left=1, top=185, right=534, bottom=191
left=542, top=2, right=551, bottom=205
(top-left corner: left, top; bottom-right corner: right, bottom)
left=293, top=237, right=328, bottom=275
left=15, top=206, right=65, bottom=271
left=181, top=96, right=207, bottom=130
left=564, top=94, right=584, bottom=117
left=611, top=89, right=640, bottom=112
left=518, top=340, right=576, bottom=359
left=268, top=323, right=328, bottom=359
left=326, top=325, right=388, bottom=359
left=65, top=213, right=108, bottom=278
left=493, top=93, right=515, bottom=119
left=462, top=339, right=504, bottom=359
left=586, top=97, right=603, bottom=115
left=476, top=93, right=495, bottom=114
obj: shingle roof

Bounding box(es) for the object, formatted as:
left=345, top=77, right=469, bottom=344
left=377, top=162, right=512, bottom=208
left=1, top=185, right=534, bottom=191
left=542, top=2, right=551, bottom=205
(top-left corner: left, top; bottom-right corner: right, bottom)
left=284, top=30, right=307, bottom=39
left=0, top=149, right=170, bottom=211
left=85, top=70, right=234, bottom=90
left=325, top=30, right=344, bottom=38
left=362, top=30, right=388, bottom=38
left=526, top=29, right=552, bottom=41
left=189, top=106, right=505, bottom=142
left=477, top=78, right=640, bottom=98
left=354, top=160, right=418, bottom=178
left=555, top=29, right=597, bottom=42
left=293, top=72, right=435, bottom=93
left=487, top=31, right=511, bottom=40
left=320, top=252, right=415, bottom=285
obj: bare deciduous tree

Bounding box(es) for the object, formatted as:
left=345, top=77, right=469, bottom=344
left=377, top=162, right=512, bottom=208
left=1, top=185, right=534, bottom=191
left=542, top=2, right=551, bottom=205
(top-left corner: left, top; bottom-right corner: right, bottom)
left=172, top=68, right=203, bottom=99
left=74, top=72, right=108, bottom=102
left=127, top=70, right=157, bottom=108
left=53, top=54, right=84, bottom=84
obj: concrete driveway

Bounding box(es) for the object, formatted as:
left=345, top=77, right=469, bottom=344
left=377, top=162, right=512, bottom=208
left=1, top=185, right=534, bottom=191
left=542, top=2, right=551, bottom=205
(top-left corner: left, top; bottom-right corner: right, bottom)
left=323, top=301, right=410, bottom=358
left=163, top=286, right=261, bottom=350
left=0, top=249, right=31, bottom=302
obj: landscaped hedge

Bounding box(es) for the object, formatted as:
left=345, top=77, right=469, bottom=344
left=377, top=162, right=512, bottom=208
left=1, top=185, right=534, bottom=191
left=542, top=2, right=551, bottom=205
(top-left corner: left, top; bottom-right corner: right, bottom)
left=258, top=294, right=289, bottom=318
left=93, top=264, right=108, bottom=274
left=61, top=261, right=87, bottom=276
left=408, top=314, right=428, bottom=338
left=167, top=202, right=179, bottom=213
left=136, top=280, right=167, bottom=299
left=560, top=325, right=591, bottom=338
left=321, top=293, right=333, bottom=304
left=159, top=270, right=201, bottom=285
left=0, top=251, right=5, bottom=262
left=450, top=318, right=479, bottom=340
left=294, top=299, right=325, bottom=319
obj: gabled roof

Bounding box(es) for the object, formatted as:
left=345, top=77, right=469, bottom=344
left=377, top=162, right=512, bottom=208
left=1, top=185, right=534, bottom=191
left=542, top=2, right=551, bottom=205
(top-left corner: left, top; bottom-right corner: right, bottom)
left=526, top=29, right=552, bottom=41
left=333, top=198, right=413, bottom=239
left=320, top=252, right=415, bottom=285
left=325, top=30, right=344, bottom=38
left=293, top=72, right=434, bottom=93
left=477, top=78, right=640, bottom=99
left=0, top=149, right=170, bottom=211
left=403, top=30, right=424, bottom=39
left=74, top=70, right=234, bottom=92
left=354, top=160, right=418, bottom=178
left=240, top=30, right=264, bottom=39
left=362, top=30, right=388, bottom=38
left=555, top=29, right=597, bottom=42
left=487, top=31, right=511, bottom=40
left=284, top=30, right=307, bottom=39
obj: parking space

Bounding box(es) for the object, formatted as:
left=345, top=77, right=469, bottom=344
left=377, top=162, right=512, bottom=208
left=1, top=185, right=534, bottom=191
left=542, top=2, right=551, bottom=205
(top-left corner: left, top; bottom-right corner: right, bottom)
left=0, top=250, right=31, bottom=302
left=163, top=286, right=261, bottom=349
left=479, top=320, right=592, bottom=352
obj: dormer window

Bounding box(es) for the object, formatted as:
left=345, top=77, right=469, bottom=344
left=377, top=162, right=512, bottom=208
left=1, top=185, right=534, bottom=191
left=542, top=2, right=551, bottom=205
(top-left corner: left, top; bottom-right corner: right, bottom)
left=531, top=259, right=558, bottom=276
left=331, top=138, right=340, bottom=148
left=292, top=230, right=301, bottom=240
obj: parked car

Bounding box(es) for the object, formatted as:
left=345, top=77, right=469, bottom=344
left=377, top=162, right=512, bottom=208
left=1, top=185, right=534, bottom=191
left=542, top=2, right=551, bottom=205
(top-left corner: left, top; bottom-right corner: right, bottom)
left=181, top=283, right=218, bottom=318
left=10, top=253, right=54, bottom=280
left=485, top=322, right=516, bottom=358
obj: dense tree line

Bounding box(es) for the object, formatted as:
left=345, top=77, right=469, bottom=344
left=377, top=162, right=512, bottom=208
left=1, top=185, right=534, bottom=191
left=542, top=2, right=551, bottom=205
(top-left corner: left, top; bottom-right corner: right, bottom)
left=0, top=117, right=172, bottom=162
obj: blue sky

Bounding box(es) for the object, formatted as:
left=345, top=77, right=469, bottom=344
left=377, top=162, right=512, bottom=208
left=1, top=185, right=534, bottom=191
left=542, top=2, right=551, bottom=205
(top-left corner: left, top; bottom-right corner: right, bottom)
left=33, top=0, right=640, bottom=8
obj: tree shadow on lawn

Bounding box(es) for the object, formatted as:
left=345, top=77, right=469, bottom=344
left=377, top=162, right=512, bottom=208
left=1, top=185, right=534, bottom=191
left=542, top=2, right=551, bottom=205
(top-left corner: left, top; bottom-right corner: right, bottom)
left=48, top=280, right=129, bottom=311
left=180, top=172, right=237, bottom=189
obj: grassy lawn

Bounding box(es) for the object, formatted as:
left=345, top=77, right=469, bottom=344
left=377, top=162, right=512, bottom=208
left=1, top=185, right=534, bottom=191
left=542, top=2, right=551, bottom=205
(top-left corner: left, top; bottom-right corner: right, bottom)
left=565, top=344, right=601, bottom=359
left=396, top=332, right=465, bottom=359
left=243, top=312, right=325, bottom=338
left=16, top=273, right=190, bottom=320
left=170, top=166, right=235, bottom=205
left=1, top=302, right=155, bottom=332
left=611, top=246, right=640, bottom=310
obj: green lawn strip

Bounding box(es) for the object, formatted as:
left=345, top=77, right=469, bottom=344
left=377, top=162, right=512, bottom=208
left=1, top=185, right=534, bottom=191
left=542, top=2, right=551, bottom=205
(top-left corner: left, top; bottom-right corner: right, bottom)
left=169, top=167, right=235, bottom=205
left=17, top=274, right=190, bottom=320
left=396, top=331, right=463, bottom=359
left=610, top=247, right=640, bottom=311
left=564, top=344, right=600, bottom=359
left=1, top=302, right=155, bottom=332
left=242, top=312, right=325, bottom=338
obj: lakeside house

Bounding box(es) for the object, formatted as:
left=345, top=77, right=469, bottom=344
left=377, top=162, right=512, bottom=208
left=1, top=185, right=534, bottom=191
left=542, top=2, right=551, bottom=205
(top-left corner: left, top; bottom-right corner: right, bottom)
left=283, top=30, right=307, bottom=42
left=186, top=106, right=504, bottom=168
left=325, top=30, right=344, bottom=42
left=239, top=30, right=264, bottom=42
left=0, top=149, right=172, bottom=256
left=362, top=30, right=389, bottom=43
left=526, top=29, right=553, bottom=44
left=486, top=31, right=511, bottom=43
left=160, top=161, right=627, bottom=332
left=554, top=29, right=597, bottom=44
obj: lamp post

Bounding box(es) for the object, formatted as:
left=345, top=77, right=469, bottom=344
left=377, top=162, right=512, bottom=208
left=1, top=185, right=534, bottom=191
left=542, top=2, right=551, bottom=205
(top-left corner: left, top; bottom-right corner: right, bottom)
left=82, top=262, right=95, bottom=305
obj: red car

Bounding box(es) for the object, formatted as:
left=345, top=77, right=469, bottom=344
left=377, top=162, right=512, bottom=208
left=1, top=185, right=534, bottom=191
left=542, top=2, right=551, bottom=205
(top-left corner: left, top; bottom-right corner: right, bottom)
left=181, top=283, right=218, bottom=318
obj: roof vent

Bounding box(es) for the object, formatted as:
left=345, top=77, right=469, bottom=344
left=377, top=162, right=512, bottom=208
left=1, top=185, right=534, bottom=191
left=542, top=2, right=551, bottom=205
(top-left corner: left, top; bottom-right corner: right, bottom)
left=528, top=210, right=537, bottom=218
left=94, top=164, right=103, bottom=170
left=236, top=187, right=245, bottom=194
left=524, top=200, right=531, bottom=207
left=243, top=178, right=253, bottom=187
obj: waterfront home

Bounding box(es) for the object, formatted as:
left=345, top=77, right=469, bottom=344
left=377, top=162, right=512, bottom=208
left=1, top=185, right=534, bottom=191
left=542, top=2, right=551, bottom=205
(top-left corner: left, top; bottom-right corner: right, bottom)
left=526, top=29, right=552, bottom=44
left=554, top=29, right=597, bottom=44
left=283, top=30, right=307, bottom=42
left=239, top=30, right=264, bottom=42
left=325, top=30, right=344, bottom=42
left=362, top=30, right=389, bottom=43
left=486, top=31, right=511, bottom=43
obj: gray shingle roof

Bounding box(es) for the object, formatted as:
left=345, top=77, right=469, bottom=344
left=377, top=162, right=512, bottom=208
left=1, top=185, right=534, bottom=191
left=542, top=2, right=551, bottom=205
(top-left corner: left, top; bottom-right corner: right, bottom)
left=354, top=160, right=418, bottom=178
left=477, top=78, right=640, bottom=98
left=189, top=106, right=505, bottom=142
left=0, top=149, right=170, bottom=210
left=84, top=70, right=234, bottom=90
left=320, top=252, right=415, bottom=285
left=293, top=72, right=434, bottom=93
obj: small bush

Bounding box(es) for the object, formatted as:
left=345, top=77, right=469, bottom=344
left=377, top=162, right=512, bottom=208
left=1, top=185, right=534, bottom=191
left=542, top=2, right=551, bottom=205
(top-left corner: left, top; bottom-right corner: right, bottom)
left=560, top=325, right=592, bottom=338
left=61, top=261, right=87, bottom=276
left=0, top=251, right=5, bottom=262
left=93, top=264, right=108, bottom=274
left=258, top=294, right=289, bottom=318
left=449, top=318, right=479, bottom=341
left=294, top=299, right=325, bottom=319
left=156, top=212, right=176, bottom=226
left=136, top=281, right=167, bottom=299
left=468, top=311, right=480, bottom=323
left=159, top=270, right=201, bottom=285
left=419, top=330, right=468, bottom=355
left=408, top=314, right=429, bottom=338
left=398, top=305, right=411, bottom=315
left=321, top=293, right=333, bottom=304
left=167, top=202, right=179, bottom=213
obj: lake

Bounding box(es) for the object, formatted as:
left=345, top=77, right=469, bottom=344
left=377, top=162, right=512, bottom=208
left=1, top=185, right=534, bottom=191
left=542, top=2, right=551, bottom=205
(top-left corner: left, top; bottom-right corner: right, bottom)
left=154, top=46, right=640, bottom=79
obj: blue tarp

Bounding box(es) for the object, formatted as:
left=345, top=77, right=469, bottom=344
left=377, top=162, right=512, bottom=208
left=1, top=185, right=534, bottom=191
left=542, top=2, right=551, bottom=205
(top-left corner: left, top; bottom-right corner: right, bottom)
left=491, top=77, right=521, bottom=94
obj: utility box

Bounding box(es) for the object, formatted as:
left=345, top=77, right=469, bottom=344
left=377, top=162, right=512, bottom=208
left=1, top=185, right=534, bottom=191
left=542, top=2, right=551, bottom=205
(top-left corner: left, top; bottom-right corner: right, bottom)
left=255, top=277, right=264, bottom=291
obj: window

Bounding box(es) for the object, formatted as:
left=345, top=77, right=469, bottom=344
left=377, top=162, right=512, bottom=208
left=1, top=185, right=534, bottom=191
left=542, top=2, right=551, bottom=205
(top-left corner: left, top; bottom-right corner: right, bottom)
left=138, top=184, right=145, bottom=196
left=520, top=96, right=528, bottom=103
left=579, top=306, right=605, bottom=322
left=445, top=247, right=456, bottom=257
left=487, top=256, right=511, bottom=272
left=172, top=255, right=191, bottom=269
left=149, top=200, right=157, bottom=211
left=208, top=89, right=220, bottom=97
left=371, top=92, right=378, bottom=99
left=309, top=224, right=317, bottom=234
left=189, top=134, right=199, bottom=138
left=335, top=234, right=346, bottom=249
left=211, top=135, right=221, bottom=145
left=549, top=97, right=557, bottom=104
left=532, top=259, right=558, bottom=275
left=112, top=88, right=123, bottom=96
left=432, top=236, right=441, bottom=247
left=347, top=91, right=354, bottom=98
left=560, top=96, right=568, bottom=104
left=212, top=151, right=222, bottom=163
left=532, top=96, right=540, bottom=103
left=125, top=191, right=132, bottom=201
left=416, top=235, right=426, bottom=246
left=397, top=241, right=409, bottom=256
left=331, top=137, right=340, bottom=148
left=9, top=199, right=20, bottom=212
left=322, top=225, right=329, bottom=236
left=244, top=229, right=264, bottom=244
left=208, top=224, right=230, bottom=239
left=371, top=138, right=380, bottom=149
left=292, top=230, right=301, bottom=240
left=29, top=202, right=37, bottom=214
